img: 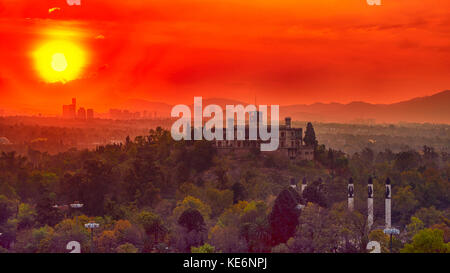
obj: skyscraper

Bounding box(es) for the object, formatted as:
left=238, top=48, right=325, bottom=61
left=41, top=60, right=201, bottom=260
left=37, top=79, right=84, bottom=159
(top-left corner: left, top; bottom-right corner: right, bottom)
left=77, top=107, right=86, bottom=120
left=87, top=109, right=94, bottom=120
left=62, top=98, right=76, bottom=119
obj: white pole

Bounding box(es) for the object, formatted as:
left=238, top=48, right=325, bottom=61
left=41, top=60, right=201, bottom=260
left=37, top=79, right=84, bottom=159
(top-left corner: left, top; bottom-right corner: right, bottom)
left=301, top=177, right=307, bottom=193
left=348, top=177, right=354, bottom=211
left=385, top=178, right=392, bottom=228
left=368, top=177, right=374, bottom=229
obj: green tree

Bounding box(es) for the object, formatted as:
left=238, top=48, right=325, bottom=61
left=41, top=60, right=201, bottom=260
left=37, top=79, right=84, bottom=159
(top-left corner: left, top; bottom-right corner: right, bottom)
left=0, top=195, right=16, bottom=225
left=392, top=186, right=418, bottom=226
left=413, top=206, right=444, bottom=227
left=401, top=228, right=450, bottom=253
left=173, top=196, right=211, bottom=221
left=407, top=216, right=425, bottom=240
left=205, top=188, right=233, bottom=217
left=17, top=203, right=37, bottom=230
left=302, top=180, right=328, bottom=207
left=116, top=243, right=139, bottom=253
left=303, top=122, right=318, bottom=148
left=138, top=211, right=167, bottom=248
left=191, top=243, right=215, bottom=253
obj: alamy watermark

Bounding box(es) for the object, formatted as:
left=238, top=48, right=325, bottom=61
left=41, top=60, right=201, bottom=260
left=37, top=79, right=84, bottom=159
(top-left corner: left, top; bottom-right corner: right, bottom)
left=170, top=97, right=280, bottom=152
left=366, top=0, right=381, bottom=5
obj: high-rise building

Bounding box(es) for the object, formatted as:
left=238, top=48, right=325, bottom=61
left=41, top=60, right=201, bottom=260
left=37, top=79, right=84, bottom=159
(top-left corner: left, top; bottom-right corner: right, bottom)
left=77, top=107, right=86, bottom=120
left=62, top=98, right=76, bottom=119
left=86, top=109, right=94, bottom=120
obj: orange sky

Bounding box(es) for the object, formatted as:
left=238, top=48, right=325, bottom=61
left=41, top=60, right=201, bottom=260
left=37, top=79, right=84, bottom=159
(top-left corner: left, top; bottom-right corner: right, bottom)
left=0, top=0, right=449, bottom=114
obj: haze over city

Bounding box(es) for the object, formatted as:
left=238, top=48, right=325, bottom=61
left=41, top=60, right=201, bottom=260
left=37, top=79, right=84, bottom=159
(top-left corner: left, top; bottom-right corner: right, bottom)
left=1, top=0, right=450, bottom=116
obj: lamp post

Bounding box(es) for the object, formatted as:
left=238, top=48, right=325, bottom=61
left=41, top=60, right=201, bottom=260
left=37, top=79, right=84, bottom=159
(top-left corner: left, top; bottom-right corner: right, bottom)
left=84, top=222, right=99, bottom=253
left=70, top=201, right=83, bottom=209
left=383, top=227, right=400, bottom=253
left=70, top=201, right=84, bottom=226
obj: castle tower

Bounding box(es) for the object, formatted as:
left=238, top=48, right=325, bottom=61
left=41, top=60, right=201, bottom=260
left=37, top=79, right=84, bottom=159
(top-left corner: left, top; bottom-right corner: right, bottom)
left=285, top=117, right=291, bottom=129
left=385, top=177, right=392, bottom=228
left=301, top=177, right=307, bottom=193
left=368, top=176, right=374, bottom=229
left=348, top=177, right=354, bottom=211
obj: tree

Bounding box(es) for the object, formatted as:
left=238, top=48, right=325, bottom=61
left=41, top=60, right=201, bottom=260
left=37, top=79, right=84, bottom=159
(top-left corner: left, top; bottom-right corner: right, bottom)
left=116, top=243, right=139, bottom=253
left=173, top=196, right=211, bottom=221
left=290, top=203, right=368, bottom=253
left=302, top=180, right=328, bottom=208
left=269, top=187, right=304, bottom=246
left=35, top=189, right=62, bottom=227
left=401, top=228, right=450, bottom=253
left=123, top=144, right=161, bottom=207
left=392, top=186, right=418, bottom=226
left=406, top=216, right=425, bottom=240
left=210, top=201, right=263, bottom=253
left=138, top=211, right=167, bottom=248
left=361, top=147, right=374, bottom=166
left=191, top=243, right=215, bottom=253
left=176, top=208, right=206, bottom=252
left=395, top=151, right=420, bottom=172
left=205, top=188, right=233, bottom=217
left=0, top=195, right=15, bottom=225
left=303, top=122, right=318, bottom=148
left=368, top=230, right=390, bottom=253
left=213, top=157, right=229, bottom=190
left=81, top=159, right=113, bottom=216
left=191, top=141, right=217, bottom=173
left=422, top=145, right=439, bottom=168
left=413, top=206, right=444, bottom=227
left=209, top=225, right=246, bottom=253
left=231, top=182, right=247, bottom=204
left=289, top=203, right=339, bottom=253
left=17, top=203, right=37, bottom=230
left=178, top=208, right=205, bottom=233
left=415, top=169, right=448, bottom=209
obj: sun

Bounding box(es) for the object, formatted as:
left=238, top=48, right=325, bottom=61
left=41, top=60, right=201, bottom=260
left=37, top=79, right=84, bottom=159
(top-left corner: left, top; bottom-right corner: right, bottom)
left=33, top=40, right=87, bottom=83
left=51, top=53, right=68, bottom=72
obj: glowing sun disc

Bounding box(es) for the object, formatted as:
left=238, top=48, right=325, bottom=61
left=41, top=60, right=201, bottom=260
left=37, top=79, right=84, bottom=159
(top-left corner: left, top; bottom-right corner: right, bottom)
left=33, top=40, right=87, bottom=83
left=51, top=53, right=68, bottom=72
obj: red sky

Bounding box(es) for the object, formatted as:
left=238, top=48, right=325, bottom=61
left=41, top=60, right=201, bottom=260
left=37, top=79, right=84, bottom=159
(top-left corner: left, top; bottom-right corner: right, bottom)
left=0, top=0, right=450, bottom=114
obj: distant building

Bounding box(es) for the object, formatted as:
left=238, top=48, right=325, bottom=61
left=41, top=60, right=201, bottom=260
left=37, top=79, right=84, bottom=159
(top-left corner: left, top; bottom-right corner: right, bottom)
left=109, top=108, right=142, bottom=120
left=86, top=109, right=94, bottom=120
left=77, top=107, right=86, bottom=120
left=186, top=116, right=314, bottom=160
left=212, top=117, right=314, bottom=160
left=62, top=98, right=93, bottom=121
left=62, top=98, right=76, bottom=119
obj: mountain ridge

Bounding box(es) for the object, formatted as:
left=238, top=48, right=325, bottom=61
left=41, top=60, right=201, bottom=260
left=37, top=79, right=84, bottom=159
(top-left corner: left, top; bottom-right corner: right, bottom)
left=117, top=90, right=450, bottom=123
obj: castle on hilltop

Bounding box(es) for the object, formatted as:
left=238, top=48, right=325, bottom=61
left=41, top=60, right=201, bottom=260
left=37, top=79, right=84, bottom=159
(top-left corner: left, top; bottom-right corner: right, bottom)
left=213, top=117, right=314, bottom=160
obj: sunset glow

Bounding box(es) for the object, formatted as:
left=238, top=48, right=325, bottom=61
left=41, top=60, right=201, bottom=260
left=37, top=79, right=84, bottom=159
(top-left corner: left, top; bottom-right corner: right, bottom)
left=0, top=0, right=448, bottom=115
left=32, top=40, right=87, bottom=83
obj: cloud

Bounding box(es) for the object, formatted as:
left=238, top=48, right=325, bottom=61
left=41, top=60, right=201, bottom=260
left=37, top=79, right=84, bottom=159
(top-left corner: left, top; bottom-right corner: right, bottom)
left=48, top=7, right=60, bottom=14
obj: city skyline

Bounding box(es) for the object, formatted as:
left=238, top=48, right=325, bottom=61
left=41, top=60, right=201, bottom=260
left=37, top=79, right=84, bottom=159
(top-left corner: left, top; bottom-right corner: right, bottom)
left=0, top=0, right=449, bottom=114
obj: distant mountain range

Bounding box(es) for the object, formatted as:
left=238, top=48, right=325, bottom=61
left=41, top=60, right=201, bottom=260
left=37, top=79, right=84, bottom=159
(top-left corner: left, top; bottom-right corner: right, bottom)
left=122, top=90, right=450, bottom=124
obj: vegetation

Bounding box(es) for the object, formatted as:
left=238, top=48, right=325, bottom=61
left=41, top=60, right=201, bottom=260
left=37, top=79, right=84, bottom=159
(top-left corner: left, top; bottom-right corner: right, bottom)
left=0, top=126, right=448, bottom=253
